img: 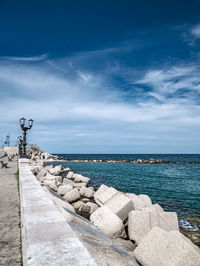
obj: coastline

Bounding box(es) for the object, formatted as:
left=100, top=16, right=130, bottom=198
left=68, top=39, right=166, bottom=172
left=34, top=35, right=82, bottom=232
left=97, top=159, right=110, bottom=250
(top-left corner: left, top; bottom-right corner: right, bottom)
left=27, top=147, right=200, bottom=248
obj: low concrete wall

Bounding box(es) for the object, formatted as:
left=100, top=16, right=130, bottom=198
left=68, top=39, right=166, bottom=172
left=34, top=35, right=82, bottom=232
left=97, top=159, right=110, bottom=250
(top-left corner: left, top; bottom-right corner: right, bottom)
left=19, top=158, right=97, bottom=265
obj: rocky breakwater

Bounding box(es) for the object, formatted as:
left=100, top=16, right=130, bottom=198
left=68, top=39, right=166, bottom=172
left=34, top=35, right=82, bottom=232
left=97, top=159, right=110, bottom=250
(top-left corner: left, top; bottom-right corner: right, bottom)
left=26, top=144, right=59, bottom=161
left=29, top=160, right=200, bottom=266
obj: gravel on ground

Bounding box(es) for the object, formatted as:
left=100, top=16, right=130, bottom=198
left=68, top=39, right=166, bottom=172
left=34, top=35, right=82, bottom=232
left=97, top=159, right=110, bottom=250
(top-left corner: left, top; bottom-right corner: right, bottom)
left=0, top=156, right=21, bottom=265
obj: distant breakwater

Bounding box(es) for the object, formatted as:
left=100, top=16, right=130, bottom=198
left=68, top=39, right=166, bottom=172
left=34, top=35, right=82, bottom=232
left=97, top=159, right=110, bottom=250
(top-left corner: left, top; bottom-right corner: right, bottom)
left=57, top=158, right=200, bottom=164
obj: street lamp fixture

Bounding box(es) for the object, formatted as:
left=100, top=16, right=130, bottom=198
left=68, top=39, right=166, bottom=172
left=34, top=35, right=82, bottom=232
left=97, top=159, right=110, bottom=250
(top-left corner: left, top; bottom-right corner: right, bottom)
left=19, top=117, right=34, bottom=158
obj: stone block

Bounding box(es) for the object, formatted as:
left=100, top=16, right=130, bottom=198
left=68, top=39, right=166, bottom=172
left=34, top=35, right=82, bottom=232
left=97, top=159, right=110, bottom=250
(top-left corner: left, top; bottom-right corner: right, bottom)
left=66, top=171, right=74, bottom=179
left=73, top=182, right=87, bottom=189
left=104, top=192, right=134, bottom=221
left=128, top=210, right=151, bottom=244
left=128, top=209, right=179, bottom=244
left=90, top=206, right=125, bottom=239
left=63, top=178, right=75, bottom=186
left=134, top=227, right=200, bottom=266
left=57, top=185, right=73, bottom=196
left=73, top=174, right=90, bottom=183
left=126, top=193, right=152, bottom=210
left=80, top=187, right=94, bottom=198
left=63, top=188, right=81, bottom=203
left=85, top=202, right=99, bottom=214
left=94, top=184, right=118, bottom=206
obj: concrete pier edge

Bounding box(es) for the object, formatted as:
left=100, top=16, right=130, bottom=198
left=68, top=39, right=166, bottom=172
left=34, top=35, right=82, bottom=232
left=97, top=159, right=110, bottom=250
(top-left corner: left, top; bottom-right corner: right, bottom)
left=19, top=158, right=97, bottom=265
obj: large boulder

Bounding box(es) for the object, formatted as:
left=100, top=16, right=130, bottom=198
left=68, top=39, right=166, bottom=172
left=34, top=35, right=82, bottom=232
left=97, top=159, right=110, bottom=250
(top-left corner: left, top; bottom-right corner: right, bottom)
left=44, top=173, right=57, bottom=181
left=63, top=178, right=75, bottom=186
left=85, top=202, right=99, bottom=214
left=57, top=185, right=73, bottom=196
left=72, top=201, right=85, bottom=211
left=90, top=206, right=125, bottom=239
left=37, top=169, right=48, bottom=178
left=104, top=192, right=134, bottom=221
left=66, top=171, right=75, bottom=179
left=73, top=174, right=90, bottom=184
left=49, top=165, right=63, bottom=175
left=126, top=193, right=152, bottom=210
left=63, top=188, right=81, bottom=203
left=94, top=184, right=118, bottom=206
left=73, top=182, right=87, bottom=189
left=80, top=187, right=94, bottom=198
left=134, top=227, right=200, bottom=266
left=128, top=209, right=179, bottom=244
left=49, top=180, right=58, bottom=192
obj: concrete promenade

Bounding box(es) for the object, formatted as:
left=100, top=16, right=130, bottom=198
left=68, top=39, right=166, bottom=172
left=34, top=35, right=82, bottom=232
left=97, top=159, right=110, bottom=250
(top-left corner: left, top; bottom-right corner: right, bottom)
left=0, top=157, right=21, bottom=265
left=19, top=159, right=97, bottom=265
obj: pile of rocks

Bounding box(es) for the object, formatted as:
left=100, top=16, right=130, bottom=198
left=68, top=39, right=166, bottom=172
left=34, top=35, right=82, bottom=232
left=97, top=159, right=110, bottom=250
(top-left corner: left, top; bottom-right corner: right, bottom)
left=30, top=161, right=200, bottom=265
left=27, top=145, right=59, bottom=161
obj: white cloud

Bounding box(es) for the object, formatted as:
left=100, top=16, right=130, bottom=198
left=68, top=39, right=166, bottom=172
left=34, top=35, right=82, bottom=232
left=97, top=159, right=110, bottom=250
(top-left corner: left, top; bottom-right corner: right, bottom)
left=191, top=24, right=200, bottom=39
left=0, top=53, right=200, bottom=153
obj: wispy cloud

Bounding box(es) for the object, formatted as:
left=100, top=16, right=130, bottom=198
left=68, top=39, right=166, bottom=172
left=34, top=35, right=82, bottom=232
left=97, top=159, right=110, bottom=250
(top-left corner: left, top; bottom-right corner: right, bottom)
left=191, top=24, right=200, bottom=39
left=0, top=54, right=48, bottom=62
left=0, top=49, right=199, bottom=153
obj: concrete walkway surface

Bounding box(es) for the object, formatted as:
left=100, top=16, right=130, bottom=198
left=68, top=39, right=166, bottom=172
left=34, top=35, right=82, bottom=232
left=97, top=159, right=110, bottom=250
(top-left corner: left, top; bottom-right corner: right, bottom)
left=0, top=157, right=21, bottom=265
left=19, top=159, right=97, bottom=265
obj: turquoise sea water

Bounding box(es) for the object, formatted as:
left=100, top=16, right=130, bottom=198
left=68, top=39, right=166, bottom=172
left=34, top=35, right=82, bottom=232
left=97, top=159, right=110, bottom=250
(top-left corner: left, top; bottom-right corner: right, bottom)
left=50, top=154, right=200, bottom=219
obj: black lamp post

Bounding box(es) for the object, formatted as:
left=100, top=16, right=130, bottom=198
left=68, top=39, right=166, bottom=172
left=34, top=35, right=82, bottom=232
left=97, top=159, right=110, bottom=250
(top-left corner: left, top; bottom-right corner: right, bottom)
left=19, top=117, right=34, bottom=158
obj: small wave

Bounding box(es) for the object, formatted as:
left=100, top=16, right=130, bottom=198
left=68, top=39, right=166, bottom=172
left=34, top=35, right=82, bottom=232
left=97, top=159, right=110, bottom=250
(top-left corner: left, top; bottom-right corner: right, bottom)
left=179, top=219, right=199, bottom=231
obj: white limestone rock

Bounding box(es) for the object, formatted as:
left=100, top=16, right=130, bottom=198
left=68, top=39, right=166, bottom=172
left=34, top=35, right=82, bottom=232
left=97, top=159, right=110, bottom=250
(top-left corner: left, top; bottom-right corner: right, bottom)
left=63, top=188, right=81, bottom=203
left=85, top=202, right=99, bottom=214
left=49, top=165, right=63, bottom=175
left=126, top=193, right=152, bottom=210
left=63, top=178, right=75, bottom=186
left=57, top=185, right=73, bottom=196
left=134, top=227, right=200, bottom=266
left=43, top=180, right=53, bottom=187
left=73, top=174, right=90, bottom=183
left=44, top=173, right=57, bottom=181
left=73, top=182, right=87, bottom=189
left=94, top=184, right=118, bottom=206
left=80, top=187, right=94, bottom=198
left=104, top=192, right=134, bottom=221
left=66, top=171, right=74, bottom=179
left=128, top=210, right=151, bottom=244
left=90, top=206, right=125, bottom=239
left=72, top=201, right=85, bottom=211
left=128, top=209, right=179, bottom=244
left=37, top=169, right=48, bottom=179
left=50, top=180, right=58, bottom=192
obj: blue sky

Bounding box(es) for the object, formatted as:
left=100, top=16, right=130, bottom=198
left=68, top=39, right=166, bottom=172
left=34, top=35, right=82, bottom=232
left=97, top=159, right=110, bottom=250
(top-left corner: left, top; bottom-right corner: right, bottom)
left=0, top=0, right=200, bottom=153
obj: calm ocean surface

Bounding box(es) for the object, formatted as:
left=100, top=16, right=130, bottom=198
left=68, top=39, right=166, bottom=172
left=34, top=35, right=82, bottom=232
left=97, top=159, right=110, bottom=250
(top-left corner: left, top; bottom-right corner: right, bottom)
left=51, top=154, right=200, bottom=219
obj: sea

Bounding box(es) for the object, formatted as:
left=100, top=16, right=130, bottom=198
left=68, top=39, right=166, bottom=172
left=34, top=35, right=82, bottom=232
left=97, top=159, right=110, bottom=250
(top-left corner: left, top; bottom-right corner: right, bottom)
left=49, top=154, right=200, bottom=231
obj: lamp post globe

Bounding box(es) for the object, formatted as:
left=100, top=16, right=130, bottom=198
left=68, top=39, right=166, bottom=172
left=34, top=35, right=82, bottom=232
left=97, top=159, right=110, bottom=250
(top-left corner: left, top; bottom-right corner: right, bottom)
left=28, top=119, right=34, bottom=128
left=20, top=117, right=26, bottom=128
left=19, top=117, right=34, bottom=158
